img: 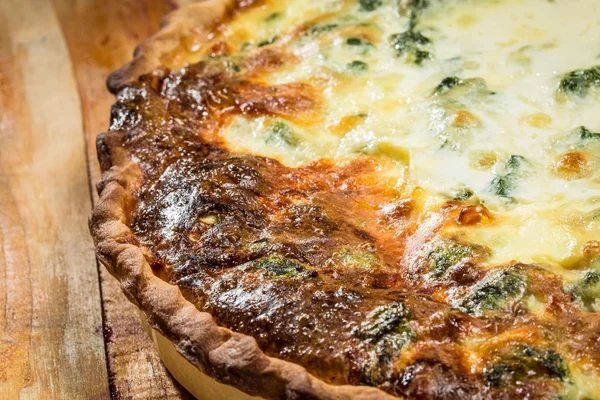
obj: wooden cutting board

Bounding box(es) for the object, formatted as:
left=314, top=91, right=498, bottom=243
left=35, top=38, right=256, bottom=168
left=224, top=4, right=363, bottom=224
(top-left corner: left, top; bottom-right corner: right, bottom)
left=0, top=0, right=191, bottom=398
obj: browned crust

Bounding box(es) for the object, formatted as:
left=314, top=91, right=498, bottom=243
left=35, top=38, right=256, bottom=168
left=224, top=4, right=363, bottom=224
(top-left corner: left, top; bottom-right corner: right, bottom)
left=107, top=0, right=238, bottom=93
left=91, top=1, right=399, bottom=398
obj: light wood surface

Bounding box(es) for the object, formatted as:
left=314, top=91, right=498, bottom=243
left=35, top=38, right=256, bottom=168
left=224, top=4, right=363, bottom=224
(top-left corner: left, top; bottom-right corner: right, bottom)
left=0, top=0, right=191, bottom=398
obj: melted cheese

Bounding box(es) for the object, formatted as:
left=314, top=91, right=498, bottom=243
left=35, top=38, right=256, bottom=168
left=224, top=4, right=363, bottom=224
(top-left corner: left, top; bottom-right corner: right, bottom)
left=219, top=0, right=600, bottom=276
left=181, top=1, right=600, bottom=395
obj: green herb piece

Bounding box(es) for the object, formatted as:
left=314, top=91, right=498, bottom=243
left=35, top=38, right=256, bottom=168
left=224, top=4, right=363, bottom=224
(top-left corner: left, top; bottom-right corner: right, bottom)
left=505, top=154, right=525, bottom=170
left=408, top=0, right=429, bottom=11
left=356, top=302, right=411, bottom=342
left=265, top=12, right=281, bottom=22
left=346, top=36, right=374, bottom=46
left=558, top=65, right=600, bottom=98
left=266, top=121, right=299, bottom=147
left=308, top=23, right=339, bottom=37
left=258, top=36, right=278, bottom=47
left=452, top=187, right=474, bottom=201
left=434, top=77, right=463, bottom=95
left=348, top=60, right=369, bottom=72
left=428, top=242, right=478, bottom=278
left=335, top=247, right=380, bottom=269
left=390, top=31, right=430, bottom=51
left=359, top=0, right=383, bottom=11
left=490, top=175, right=514, bottom=198
left=226, top=60, right=241, bottom=73
left=567, top=266, right=600, bottom=312
left=390, top=30, right=432, bottom=65
left=573, top=125, right=600, bottom=141
left=489, top=155, right=526, bottom=200
left=249, top=255, right=316, bottom=278
left=485, top=345, right=569, bottom=388
left=405, top=0, right=431, bottom=29
left=413, top=49, right=432, bottom=65
left=355, top=302, right=414, bottom=384
left=458, top=269, right=526, bottom=316
left=345, top=37, right=376, bottom=56
left=432, top=77, right=493, bottom=99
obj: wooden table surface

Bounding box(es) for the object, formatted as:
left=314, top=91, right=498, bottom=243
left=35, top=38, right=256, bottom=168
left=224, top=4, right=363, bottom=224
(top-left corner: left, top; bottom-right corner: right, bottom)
left=0, top=0, right=192, bottom=398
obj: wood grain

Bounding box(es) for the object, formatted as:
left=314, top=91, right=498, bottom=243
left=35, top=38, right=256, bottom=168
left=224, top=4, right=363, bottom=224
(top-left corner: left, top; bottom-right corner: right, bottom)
left=0, top=0, right=109, bottom=398
left=52, top=0, right=192, bottom=398
left=0, top=0, right=192, bottom=398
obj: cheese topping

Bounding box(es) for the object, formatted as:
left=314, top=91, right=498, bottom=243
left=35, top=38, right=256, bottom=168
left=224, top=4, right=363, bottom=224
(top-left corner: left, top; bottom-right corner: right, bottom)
left=216, top=0, right=600, bottom=272
left=121, top=0, right=600, bottom=397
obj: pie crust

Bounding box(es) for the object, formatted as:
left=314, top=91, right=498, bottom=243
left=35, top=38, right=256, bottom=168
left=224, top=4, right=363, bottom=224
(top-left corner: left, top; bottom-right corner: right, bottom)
left=138, top=311, right=259, bottom=400
left=92, top=0, right=600, bottom=398
left=90, top=0, right=395, bottom=398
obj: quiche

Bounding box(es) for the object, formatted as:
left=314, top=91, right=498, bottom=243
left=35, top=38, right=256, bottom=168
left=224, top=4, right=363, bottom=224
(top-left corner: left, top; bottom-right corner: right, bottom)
left=90, top=0, right=600, bottom=398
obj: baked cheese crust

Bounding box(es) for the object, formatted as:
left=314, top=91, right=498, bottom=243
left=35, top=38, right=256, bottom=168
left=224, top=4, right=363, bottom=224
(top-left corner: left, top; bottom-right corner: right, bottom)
left=99, top=0, right=600, bottom=398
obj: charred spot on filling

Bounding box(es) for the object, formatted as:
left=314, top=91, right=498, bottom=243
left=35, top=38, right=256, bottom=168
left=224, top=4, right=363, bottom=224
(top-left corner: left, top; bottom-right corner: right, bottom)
left=104, top=46, right=599, bottom=396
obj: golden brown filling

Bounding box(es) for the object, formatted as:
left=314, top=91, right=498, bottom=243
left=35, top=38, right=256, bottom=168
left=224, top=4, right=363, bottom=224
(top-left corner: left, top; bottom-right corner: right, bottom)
left=106, top=11, right=600, bottom=398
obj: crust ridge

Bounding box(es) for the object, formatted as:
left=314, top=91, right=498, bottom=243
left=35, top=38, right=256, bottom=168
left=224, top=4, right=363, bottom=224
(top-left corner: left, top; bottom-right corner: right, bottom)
left=106, top=0, right=238, bottom=93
